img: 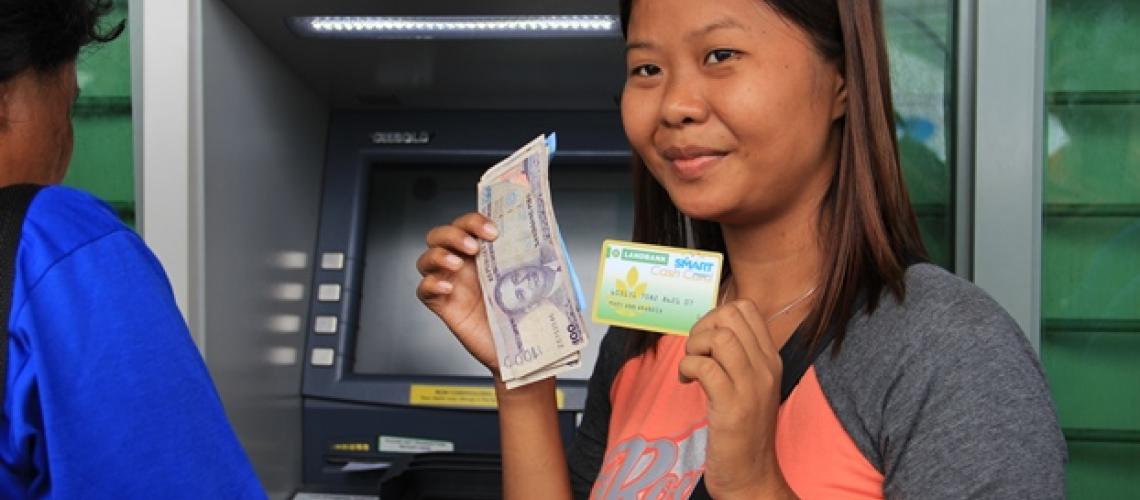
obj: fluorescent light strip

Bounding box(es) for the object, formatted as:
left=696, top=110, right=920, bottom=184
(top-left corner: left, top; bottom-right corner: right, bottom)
left=290, top=15, right=620, bottom=39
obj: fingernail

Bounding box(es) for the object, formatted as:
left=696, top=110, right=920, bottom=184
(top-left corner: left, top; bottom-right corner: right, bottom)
left=463, top=237, right=479, bottom=252
left=437, top=281, right=454, bottom=293
left=483, top=223, right=499, bottom=238
left=444, top=254, right=463, bottom=268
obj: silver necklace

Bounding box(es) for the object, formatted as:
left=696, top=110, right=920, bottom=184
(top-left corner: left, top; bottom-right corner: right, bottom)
left=722, top=279, right=819, bottom=322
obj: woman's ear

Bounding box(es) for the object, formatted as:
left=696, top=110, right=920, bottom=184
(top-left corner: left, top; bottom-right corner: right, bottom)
left=831, top=73, right=848, bottom=121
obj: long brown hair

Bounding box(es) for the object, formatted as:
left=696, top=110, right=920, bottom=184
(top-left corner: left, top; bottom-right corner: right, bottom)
left=619, top=0, right=928, bottom=357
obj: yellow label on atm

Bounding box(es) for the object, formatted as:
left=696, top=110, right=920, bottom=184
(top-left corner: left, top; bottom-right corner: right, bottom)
left=409, top=384, right=565, bottom=409
left=329, top=442, right=371, bottom=452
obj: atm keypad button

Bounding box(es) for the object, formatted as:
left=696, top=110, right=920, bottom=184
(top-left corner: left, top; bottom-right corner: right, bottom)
left=314, top=316, right=338, bottom=334
left=317, top=284, right=342, bottom=302
left=320, top=252, right=346, bottom=270
left=310, top=348, right=335, bottom=367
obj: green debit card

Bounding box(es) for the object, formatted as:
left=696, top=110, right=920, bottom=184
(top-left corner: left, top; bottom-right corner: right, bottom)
left=591, top=239, right=724, bottom=336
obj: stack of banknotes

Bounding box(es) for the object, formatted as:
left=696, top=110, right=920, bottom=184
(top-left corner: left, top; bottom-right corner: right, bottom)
left=475, top=134, right=589, bottom=389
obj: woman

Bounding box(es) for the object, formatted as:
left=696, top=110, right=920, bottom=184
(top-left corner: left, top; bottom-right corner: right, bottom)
left=416, top=0, right=1066, bottom=498
left=0, top=0, right=264, bottom=497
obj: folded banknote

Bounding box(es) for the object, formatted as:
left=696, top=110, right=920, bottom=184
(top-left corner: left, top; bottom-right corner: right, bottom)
left=475, top=134, right=589, bottom=389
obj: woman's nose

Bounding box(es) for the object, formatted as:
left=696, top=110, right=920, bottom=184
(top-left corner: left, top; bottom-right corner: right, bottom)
left=659, top=75, right=709, bottom=128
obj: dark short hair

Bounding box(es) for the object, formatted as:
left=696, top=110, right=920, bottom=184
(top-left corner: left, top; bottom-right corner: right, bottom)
left=0, top=0, right=125, bottom=83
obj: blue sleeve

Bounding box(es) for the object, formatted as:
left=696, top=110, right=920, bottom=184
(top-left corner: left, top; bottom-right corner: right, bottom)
left=2, top=223, right=266, bottom=498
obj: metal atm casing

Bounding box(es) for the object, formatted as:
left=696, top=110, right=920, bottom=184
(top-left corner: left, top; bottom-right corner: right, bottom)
left=301, top=110, right=631, bottom=489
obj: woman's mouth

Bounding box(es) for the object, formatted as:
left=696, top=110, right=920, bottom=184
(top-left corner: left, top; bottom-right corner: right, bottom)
left=663, top=146, right=729, bottom=181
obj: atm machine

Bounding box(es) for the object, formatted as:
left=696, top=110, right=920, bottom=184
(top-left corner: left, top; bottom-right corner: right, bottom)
left=299, top=110, right=633, bottom=493
left=190, top=0, right=634, bottom=496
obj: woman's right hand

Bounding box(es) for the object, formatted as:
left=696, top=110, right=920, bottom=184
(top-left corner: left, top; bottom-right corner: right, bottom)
left=416, top=212, right=501, bottom=375
left=419, top=215, right=571, bottom=500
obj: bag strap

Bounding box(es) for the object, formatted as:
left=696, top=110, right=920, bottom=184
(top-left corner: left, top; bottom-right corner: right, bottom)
left=0, top=184, right=45, bottom=408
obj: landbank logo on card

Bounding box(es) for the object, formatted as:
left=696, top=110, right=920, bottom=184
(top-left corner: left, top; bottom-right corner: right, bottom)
left=617, top=247, right=668, bottom=265
left=593, top=240, right=723, bottom=336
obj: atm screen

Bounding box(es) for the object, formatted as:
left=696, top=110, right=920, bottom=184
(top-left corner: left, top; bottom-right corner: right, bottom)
left=355, top=162, right=635, bottom=378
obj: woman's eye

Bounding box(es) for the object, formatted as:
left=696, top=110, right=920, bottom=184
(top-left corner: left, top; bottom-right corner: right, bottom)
left=705, top=49, right=739, bottom=65
left=630, top=64, right=662, bottom=78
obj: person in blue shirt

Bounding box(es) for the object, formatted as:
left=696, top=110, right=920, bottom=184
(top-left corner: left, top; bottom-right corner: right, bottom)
left=0, top=0, right=266, bottom=497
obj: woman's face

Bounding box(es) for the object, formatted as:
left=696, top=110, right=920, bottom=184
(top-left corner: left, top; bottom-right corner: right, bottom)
left=0, top=62, right=78, bottom=185
left=621, top=0, right=846, bottom=226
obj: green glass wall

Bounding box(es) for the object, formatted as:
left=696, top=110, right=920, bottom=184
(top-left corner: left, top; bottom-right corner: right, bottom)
left=885, top=0, right=956, bottom=269
left=1043, top=1, right=1140, bottom=498
left=65, top=0, right=134, bottom=227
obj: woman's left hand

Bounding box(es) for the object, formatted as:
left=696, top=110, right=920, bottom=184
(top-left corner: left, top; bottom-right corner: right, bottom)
left=679, top=299, right=798, bottom=500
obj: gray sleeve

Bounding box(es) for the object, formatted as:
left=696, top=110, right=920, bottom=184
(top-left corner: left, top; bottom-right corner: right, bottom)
left=816, top=265, right=1067, bottom=500
left=566, top=328, right=633, bottom=500
left=877, top=295, right=1067, bottom=499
